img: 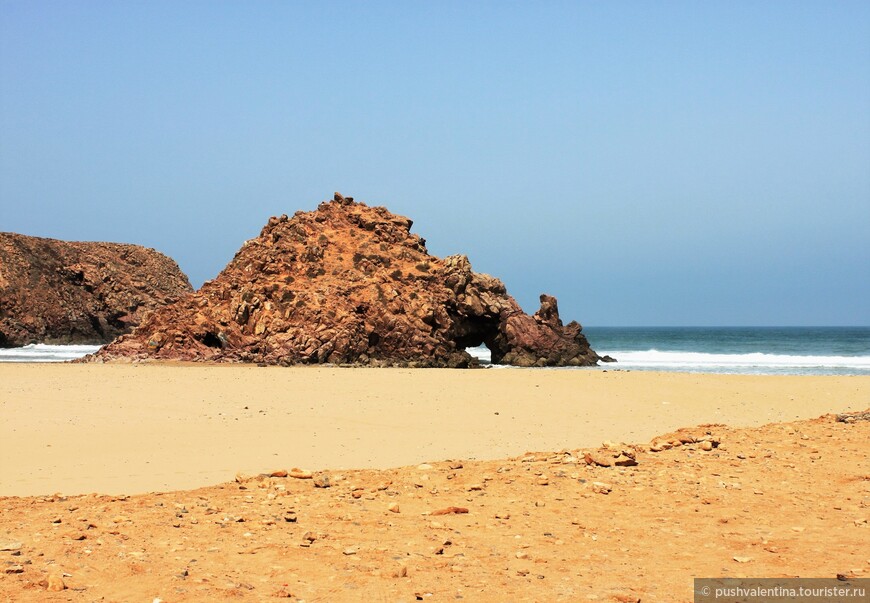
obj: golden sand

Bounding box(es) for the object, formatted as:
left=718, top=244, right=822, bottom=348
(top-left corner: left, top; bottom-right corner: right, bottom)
left=1, top=363, right=866, bottom=496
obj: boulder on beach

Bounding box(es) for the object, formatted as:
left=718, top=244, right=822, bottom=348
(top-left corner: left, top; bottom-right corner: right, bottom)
left=0, top=232, right=193, bottom=347
left=87, top=193, right=600, bottom=367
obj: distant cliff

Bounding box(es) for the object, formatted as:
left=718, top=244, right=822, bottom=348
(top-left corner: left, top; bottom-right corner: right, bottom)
left=88, top=193, right=600, bottom=367
left=0, top=233, right=193, bottom=346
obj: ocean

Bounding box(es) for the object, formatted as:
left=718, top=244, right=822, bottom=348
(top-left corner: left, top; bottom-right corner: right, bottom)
left=0, top=343, right=102, bottom=363
left=468, top=326, right=870, bottom=376
left=1, top=327, right=868, bottom=375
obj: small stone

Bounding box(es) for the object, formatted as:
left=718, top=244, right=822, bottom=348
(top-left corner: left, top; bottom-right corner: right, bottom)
left=584, top=452, right=613, bottom=467
left=0, top=542, right=22, bottom=552
left=495, top=511, right=511, bottom=520
left=468, top=483, right=484, bottom=491
left=343, top=547, right=358, bottom=555
left=448, top=461, right=463, bottom=470
left=733, top=556, right=753, bottom=563
left=610, top=593, right=641, bottom=603
left=302, top=531, right=317, bottom=543
left=269, top=469, right=288, bottom=478
left=351, top=490, right=363, bottom=499
left=430, top=506, right=469, bottom=516
left=699, top=441, right=714, bottom=451
left=388, top=503, right=400, bottom=513
left=46, top=573, right=66, bottom=591
left=515, top=551, right=529, bottom=559
left=392, top=565, right=408, bottom=578
left=313, top=474, right=331, bottom=488
left=283, top=512, right=297, bottom=523
left=791, top=526, right=805, bottom=532
left=5, top=565, right=23, bottom=574
left=417, top=463, right=434, bottom=470
left=591, top=482, right=612, bottom=494
left=613, top=454, right=638, bottom=467
left=536, top=477, right=549, bottom=486
left=289, top=468, right=313, bottom=479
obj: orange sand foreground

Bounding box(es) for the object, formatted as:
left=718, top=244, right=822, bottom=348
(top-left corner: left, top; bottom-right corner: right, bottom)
left=0, top=365, right=868, bottom=601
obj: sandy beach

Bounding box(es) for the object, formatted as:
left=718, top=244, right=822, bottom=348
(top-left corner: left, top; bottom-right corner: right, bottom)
left=1, top=364, right=867, bottom=496
left=0, top=365, right=868, bottom=602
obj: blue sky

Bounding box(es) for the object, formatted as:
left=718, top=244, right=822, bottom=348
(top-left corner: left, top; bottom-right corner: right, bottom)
left=1, top=1, right=868, bottom=326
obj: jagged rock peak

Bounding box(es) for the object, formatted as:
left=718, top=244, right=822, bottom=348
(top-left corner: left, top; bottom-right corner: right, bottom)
left=87, top=193, right=599, bottom=367
left=0, top=232, right=193, bottom=346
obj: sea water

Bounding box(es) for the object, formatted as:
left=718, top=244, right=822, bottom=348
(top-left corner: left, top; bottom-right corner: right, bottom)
left=0, top=343, right=102, bottom=363
left=467, top=327, right=870, bottom=376
left=1, top=328, right=868, bottom=375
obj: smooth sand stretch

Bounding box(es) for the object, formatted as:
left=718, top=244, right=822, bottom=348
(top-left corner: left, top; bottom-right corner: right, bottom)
left=1, top=364, right=867, bottom=496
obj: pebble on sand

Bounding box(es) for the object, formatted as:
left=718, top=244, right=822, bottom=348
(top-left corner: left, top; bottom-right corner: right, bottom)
left=584, top=452, right=613, bottom=467
left=430, top=506, right=469, bottom=516
left=592, top=482, right=612, bottom=495
left=46, top=573, right=66, bottom=592
left=613, top=454, right=638, bottom=467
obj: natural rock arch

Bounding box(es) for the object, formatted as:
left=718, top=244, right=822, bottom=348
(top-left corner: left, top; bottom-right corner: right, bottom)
left=87, top=193, right=599, bottom=367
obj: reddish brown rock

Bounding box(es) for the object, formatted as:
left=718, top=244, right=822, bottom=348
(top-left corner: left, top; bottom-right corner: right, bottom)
left=0, top=233, right=192, bottom=346
left=46, top=573, right=66, bottom=592
left=430, top=506, right=469, bottom=516
left=86, top=193, right=599, bottom=367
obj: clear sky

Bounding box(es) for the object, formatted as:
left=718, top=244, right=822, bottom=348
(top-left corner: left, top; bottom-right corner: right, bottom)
left=1, top=1, right=868, bottom=326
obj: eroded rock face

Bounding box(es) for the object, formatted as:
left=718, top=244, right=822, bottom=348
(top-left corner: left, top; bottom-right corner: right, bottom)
left=0, top=233, right=193, bottom=346
left=88, top=194, right=599, bottom=367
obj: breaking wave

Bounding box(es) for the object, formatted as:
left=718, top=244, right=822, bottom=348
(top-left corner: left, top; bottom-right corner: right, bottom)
left=0, top=344, right=102, bottom=363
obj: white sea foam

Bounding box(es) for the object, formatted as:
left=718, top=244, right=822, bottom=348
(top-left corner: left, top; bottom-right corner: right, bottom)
left=0, top=344, right=102, bottom=362
left=596, top=349, right=870, bottom=374
left=466, top=345, right=491, bottom=364
left=466, top=345, right=870, bottom=374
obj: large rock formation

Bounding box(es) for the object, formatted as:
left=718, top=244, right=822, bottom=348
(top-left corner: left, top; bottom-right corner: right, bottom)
left=88, top=194, right=599, bottom=367
left=0, top=233, right=193, bottom=346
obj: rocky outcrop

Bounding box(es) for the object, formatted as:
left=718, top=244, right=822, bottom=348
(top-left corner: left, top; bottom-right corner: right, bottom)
left=0, top=233, right=193, bottom=346
left=88, top=194, right=599, bottom=367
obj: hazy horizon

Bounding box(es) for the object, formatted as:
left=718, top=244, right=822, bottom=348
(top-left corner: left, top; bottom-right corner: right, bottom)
left=2, top=2, right=868, bottom=327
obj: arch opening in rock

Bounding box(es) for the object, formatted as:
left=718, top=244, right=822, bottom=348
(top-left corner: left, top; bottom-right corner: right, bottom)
left=451, top=314, right=506, bottom=366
